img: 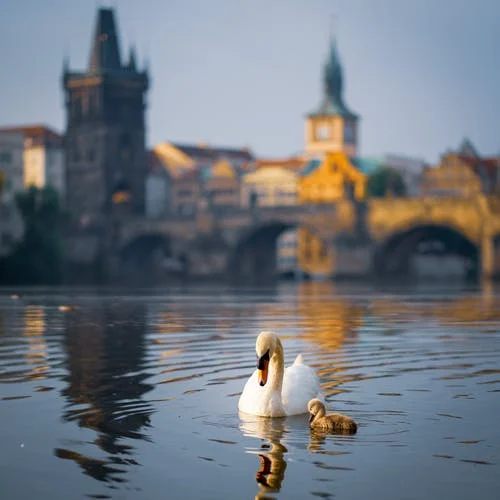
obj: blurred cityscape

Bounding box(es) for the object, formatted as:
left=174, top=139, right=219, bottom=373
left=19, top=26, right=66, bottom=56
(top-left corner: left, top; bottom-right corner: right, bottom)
left=1, top=7, right=499, bottom=285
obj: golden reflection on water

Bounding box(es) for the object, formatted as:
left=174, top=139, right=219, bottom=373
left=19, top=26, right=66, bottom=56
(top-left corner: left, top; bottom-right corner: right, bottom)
left=369, top=294, right=500, bottom=327
left=23, top=306, right=49, bottom=381
left=255, top=282, right=365, bottom=398
left=2, top=283, right=500, bottom=496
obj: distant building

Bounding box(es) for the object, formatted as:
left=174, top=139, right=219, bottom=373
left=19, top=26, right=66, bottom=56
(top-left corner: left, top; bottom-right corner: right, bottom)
left=353, top=154, right=428, bottom=196
left=241, top=166, right=299, bottom=208
left=0, top=125, right=64, bottom=199
left=421, top=139, right=500, bottom=197
left=145, top=150, right=171, bottom=219
left=296, top=151, right=366, bottom=277
left=146, top=141, right=255, bottom=217
left=0, top=131, right=24, bottom=256
left=0, top=130, right=24, bottom=204
left=298, top=152, right=366, bottom=204
left=253, top=157, right=307, bottom=173
left=0, top=202, right=22, bottom=257
left=171, top=169, right=201, bottom=216
left=62, top=7, right=149, bottom=223
left=201, top=159, right=240, bottom=214
left=379, top=154, right=428, bottom=196
left=154, top=141, right=254, bottom=171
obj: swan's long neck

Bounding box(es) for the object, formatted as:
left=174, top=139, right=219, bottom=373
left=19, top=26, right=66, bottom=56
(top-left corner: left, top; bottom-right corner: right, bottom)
left=269, top=338, right=285, bottom=394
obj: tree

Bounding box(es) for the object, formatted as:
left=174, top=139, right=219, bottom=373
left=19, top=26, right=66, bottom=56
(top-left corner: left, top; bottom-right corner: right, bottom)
left=0, top=186, right=66, bottom=284
left=367, top=167, right=407, bottom=198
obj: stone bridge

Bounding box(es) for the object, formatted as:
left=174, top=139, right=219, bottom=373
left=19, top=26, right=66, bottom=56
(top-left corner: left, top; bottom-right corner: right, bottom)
left=366, top=195, right=500, bottom=279
left=68, top=195, right=500, bottom=283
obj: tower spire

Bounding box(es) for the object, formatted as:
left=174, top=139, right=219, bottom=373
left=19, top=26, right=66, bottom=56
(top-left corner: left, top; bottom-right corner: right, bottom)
left=128, top=45, right=137, bottom=71
left=329, top=13, right=336, bottom=46
left=63, top=53, right=70, bottom=73
left=88, top=7, right=122, bottom=73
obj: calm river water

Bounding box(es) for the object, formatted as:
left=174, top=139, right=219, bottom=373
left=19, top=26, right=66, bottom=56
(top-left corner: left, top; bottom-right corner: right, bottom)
left=0, top=282, right=499, bottom=499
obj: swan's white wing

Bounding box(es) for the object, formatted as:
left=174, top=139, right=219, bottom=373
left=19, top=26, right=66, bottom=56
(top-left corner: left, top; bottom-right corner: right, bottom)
left=282, top=357, right=323, bottom=416
left=238, top=369, right=260, bottom=414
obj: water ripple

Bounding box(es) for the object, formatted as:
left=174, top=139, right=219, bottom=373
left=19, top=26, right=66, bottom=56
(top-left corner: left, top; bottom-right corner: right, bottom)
left=1, top=285, right=500, bottom=498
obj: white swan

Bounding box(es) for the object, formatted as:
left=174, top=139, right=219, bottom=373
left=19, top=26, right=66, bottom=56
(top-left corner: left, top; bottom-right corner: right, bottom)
left=238, top=331, right=324, bottom=417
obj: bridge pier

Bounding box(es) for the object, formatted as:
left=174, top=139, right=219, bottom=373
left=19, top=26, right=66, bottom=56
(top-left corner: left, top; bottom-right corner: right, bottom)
left=332, top=244, right=373, bottom=279
left=481, top=235, right=493, bottom=280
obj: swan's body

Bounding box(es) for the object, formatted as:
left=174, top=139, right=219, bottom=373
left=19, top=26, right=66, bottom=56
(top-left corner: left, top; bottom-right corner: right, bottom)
left=308, top=398, right=357, bottom=434
left=238, top=331, right=323, bottom=417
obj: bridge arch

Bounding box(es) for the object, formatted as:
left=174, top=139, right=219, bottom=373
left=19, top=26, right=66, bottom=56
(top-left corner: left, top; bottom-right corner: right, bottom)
left=119, top=233, right=188, bottom=283
left=374, top=223, right=479, bottom=281
left=228, top=220, right=332, bottom=283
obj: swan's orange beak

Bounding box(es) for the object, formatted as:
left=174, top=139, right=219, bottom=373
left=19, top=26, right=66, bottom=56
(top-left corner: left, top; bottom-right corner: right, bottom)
left=257, top=351, right=270, bottom=387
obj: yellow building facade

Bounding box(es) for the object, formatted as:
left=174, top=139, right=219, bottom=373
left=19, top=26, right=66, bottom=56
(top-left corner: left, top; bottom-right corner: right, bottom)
left=298, top=152, right=366, bottom=203
left=295, top=152, right=366, bottom=277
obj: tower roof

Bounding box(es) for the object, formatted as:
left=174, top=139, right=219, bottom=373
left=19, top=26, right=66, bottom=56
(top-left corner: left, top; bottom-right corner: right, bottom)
left=63, top=7, right=148, bottom=86
left=88, top=8, right=122, bottom=73
left=458, top=138, right=480, bottom=158
left=309, top=36, right=358, bottom=119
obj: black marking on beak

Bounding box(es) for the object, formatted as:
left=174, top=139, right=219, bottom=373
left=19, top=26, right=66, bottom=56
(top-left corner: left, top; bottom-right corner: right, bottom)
left=309, top=413, right=315, bottom=424
left=257, top=350, right=270, bottom=370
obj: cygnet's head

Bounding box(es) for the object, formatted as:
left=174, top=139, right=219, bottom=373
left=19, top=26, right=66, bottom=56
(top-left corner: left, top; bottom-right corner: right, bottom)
left=308, top=398, right=326, bottom=422
left=255, top=331, right=279, bottom=387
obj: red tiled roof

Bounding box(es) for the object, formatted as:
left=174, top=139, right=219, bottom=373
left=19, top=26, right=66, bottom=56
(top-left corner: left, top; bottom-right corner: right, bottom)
left=458, top=154, right=500, bottom=184
left=175, top=168, right=200, bottom=182
left=0, top=124, right=63, bottom=141
left=254, top=157, right=308, bottom=172
left=172, top=142, right=254, bottom=163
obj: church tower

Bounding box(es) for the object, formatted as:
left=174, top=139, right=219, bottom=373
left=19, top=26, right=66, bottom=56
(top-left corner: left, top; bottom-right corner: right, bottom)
left=62, top=8, right=149, bottom=222
left=305, top=34, right=359, bottom=157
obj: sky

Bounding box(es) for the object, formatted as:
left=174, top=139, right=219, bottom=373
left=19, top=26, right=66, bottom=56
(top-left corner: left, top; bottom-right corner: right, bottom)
left=0, top=0, right=499, bottom=163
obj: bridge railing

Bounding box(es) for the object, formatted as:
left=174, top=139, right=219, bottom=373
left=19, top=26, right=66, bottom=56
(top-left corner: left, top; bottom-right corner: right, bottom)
left=142, top=203, right=340, bottom=223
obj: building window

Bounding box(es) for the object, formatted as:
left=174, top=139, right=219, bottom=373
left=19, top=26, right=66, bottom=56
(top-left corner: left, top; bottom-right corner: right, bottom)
left=120, top=133, right=132, bottom=160
left=73, top=96, right=82, bottom=119
left=112, top=180, right=132, bottom=205
left=318, top=242, right=327, bottom=260
left=73, top=145, right=80, bottom=162
left=316, top=124, right=331, bottom=141
left=344, top=122, right=355, bottom=144
left=0, top=151, right=12, bottom=164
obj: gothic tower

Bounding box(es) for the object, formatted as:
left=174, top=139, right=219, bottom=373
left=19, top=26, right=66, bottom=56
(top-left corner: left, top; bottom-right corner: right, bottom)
left=62, top=8, right=149, bottom=222
left=305, top=35, right=359, bottom=157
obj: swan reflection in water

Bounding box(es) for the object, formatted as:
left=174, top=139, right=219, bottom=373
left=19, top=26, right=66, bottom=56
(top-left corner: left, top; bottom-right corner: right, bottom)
left=239, top=412, right=309, bottom=499
left=240, top=409, right=358, bottom=498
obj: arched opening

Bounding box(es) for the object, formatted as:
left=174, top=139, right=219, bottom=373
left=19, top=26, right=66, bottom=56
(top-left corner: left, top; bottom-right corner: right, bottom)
left=374, top=224, right=479, bottom=282
left=119, top=234, right=187, bottom=285
left=228, top=222, right=332, bottom=284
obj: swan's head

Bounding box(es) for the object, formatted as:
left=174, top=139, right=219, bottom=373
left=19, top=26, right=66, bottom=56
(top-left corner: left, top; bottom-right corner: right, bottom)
left=255, top=331, right=279, bottom=387
left=308, top=398, right=326, bottom=423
